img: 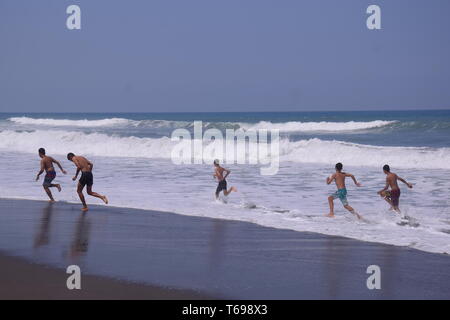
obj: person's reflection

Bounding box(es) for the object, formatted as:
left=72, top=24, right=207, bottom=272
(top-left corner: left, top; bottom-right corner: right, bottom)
left=34, top=203, right=54, bottom=248
left=208, top=220, right=227, bottom=270
left=379, top=246, right=397, bottom=298
left=69, top=212, right=91, bottom=259
left=323, top=237, right=348, bottom=299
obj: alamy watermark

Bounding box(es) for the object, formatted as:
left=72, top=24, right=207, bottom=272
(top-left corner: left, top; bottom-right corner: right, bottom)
left=366, top=265, right=381, bottom=290
left=65, top=5, right=381, bottom=31
left=66, top=265, right=81, bottom=290
left=170, top=121, right=280, bottom=176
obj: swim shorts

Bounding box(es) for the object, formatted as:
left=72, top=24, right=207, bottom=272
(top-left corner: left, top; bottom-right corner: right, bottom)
left=43, top=171, right=56, bottom=187
left=388, top=188, right=401, bottom=207
left=216, top=179, right=227, bottom=195
left=331, top=188, right=348, bottom=206
left=79, top=172, right=94, bottom=187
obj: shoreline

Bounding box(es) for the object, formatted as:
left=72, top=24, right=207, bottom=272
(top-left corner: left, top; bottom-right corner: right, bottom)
left=0, top=198, right=449, bottom=299
left=1, top=195, right=448, bottom=257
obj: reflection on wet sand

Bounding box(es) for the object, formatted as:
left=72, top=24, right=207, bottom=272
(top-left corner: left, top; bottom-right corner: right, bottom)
left=323, top=237, right=348, bottom=299
left=34, top=203, right=54, bottom=248
left=208, top=220, right=227, bottom=270
left=69, top=213, right=91, bottom=260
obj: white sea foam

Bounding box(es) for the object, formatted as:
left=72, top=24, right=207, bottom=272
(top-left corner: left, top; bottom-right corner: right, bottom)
left=8, top=117, right=396, bottom=132
left=0, top=154, right=449, bottom=255
left=1, top=129, right=450, bottom=169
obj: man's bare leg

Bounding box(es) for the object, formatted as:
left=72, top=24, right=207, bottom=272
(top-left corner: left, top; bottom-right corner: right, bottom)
left=43, top=187, right=55, bottom=203
left=379, top=191, right=394, bottom=211
left=393, top=206, right=401, bottom=214
left=48, top=183, right=62, bottom=192
left=86, top=186, right=108, bottom=204
left=344, top=204, right=361, bottom=220
left=77, top=183, right=89, bottom=211
left=326, top=196, right=335, bottom=217
left=223, top=186, right=237, bottom=196
left=383, top=197, right=395, bottom=211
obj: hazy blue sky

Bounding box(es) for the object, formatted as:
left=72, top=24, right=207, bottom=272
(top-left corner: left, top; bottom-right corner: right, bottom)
left=1, top=0, right=449, bottom=112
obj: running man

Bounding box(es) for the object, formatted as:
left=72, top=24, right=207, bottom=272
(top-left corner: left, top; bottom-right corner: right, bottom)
left=213, top=159, right=237, bottom=199
left=36, top=148, right=67, bottom=202
left=67, top=153, right=108, bottom=212
left=377, top=164, right=413, bottom=214
left=326, top=162, right=362, bottom=219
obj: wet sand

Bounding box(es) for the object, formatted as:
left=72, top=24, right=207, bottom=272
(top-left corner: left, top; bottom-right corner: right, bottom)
left=0, top=252, right=211, bottom=300
left=0, top=198, right=449, bottom=299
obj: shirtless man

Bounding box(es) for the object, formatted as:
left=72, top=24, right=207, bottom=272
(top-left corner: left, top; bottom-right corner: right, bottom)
left=213, top=159, right=237, bottom=199
left=326, top=162, right=362, bottom=219
left=36, top=148, right=67, bottom=202
left=378, top=164, right=413, bottom=214
left=67, top=153, right=108, bottom=212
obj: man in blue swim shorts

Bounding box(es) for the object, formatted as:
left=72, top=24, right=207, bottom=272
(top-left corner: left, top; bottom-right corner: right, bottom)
left=35, top=148, right=67, bottom=202
left=326, top=163, right=362, bottom=219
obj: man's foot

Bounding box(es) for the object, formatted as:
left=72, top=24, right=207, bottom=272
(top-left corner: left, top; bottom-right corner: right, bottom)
left=56, top=184, right=61, bottom=192
left=48, top=200, right=56, bottom=203
left=81, top=207, right=89, bottom=212
left=101, top=196, right=108, bottom=204
left=326, top=213, right=335, bottom=218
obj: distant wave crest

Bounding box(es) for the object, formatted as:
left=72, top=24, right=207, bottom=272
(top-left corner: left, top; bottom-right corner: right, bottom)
left=8, top=117, right=131, bottom=127
left=8, top=116, right=397, bottom=132
left=239, top=120, right=397, bottom=132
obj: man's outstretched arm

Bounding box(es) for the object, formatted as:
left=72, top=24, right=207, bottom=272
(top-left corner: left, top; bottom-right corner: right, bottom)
left=72, top=168, right=81, bottom=181
left=36, top=161, right=45, bottom=181
left=346, top=173, right=362, bottom=187
left=223, top=169, right=231, bottom=180
left=326, top=174, right=335, bottom=185
left=398, top=176, right=413, bottom=188
left=72, top=159, right=81, bottom=181
left=52, top=158, right=67, bottom=174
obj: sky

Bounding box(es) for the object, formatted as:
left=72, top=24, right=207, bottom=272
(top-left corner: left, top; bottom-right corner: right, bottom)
left=0, top=0, right=449, bottom=113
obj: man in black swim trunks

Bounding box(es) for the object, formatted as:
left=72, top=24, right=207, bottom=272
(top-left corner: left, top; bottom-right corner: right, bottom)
left=67, top=153, right=108, bottom=212
left=213, top=159, right=237, bottom=199
left=36, top=148, right=67, bottom=202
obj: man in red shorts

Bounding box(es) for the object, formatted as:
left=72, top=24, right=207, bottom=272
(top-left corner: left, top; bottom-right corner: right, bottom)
left=378, top=164, right=413, bottom=214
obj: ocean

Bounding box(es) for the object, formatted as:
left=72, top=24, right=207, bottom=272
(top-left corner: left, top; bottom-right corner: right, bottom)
left=0, top=110, right=449, bottom=254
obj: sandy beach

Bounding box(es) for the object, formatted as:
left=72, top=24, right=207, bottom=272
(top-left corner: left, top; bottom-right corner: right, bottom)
left=0, top=253, right=211, bottom=300
left=0, top=198, right=449, bottom=299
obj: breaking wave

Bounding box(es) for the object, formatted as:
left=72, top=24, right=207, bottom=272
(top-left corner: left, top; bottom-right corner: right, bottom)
left=1, top=129, right=450, bottom=169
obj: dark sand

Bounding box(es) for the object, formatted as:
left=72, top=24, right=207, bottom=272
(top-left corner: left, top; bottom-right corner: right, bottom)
left=0, top=253, right=211, bottom=300
left=0, top=198, right=449, bottom=299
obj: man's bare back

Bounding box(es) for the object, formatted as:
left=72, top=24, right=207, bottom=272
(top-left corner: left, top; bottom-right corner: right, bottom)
left=378, top=165, right=413, bottom=214
left=326, top=163, right=362, bottom=219
left=214, top=166, right=227, bottom=181
left=41, top=156, right=57, bottom=172
left=386, top=172, right=401, bottom=190
left=213, top=160, right=237, bottom=199
left=331, top=172, right=348, bottom=189
left=72, top=156, right=93, bottom=172
left=67, top=152, right=107, bottom=211
left=36, top=148, right=66, bottom=202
